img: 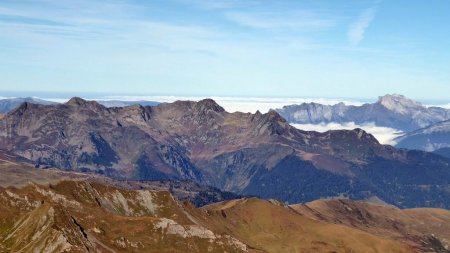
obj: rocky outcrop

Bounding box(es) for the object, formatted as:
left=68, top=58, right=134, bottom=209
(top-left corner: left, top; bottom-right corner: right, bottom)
left=0, top=181, right=248, bottom=253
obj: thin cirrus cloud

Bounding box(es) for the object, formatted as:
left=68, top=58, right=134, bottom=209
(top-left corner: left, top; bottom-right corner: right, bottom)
left=179, top=0, right=242, bottom=9
left=347, top=7, right=377, bottom=46
left=224, top=11, right=336, bottom=30
left=0, top=3, right=224, bottom=53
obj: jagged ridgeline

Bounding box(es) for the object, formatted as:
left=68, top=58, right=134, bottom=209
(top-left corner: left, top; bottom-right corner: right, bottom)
left=276, top=94, right=450, bottom=132
left=1, top=97, right=450, bottom=208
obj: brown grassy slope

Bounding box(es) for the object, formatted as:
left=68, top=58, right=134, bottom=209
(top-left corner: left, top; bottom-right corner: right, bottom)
left=0, top=181, right=247, bottom=253
left=291, top=199, right=450, bottom=252
left=198, top=198, right=416, bottom=253
left=0, top=179, right=417, bottom=253
left=0, top=155, right=240, bottom=207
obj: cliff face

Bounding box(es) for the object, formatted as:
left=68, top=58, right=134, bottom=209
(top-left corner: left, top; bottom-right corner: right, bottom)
left=276, top=94, right=450, bottom=132
left=1, top=98, right=450, bottom=208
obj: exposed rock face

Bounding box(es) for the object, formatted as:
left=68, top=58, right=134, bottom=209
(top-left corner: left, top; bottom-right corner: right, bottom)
left=0, top=156, right=240, bottom=207
left=4, top=178, right=449, bottom=253
left=1, top=98, right=450, bottom=208
left=276, top=94, right=450, bottom=132
left=1, top=157, right=450, bottom=253
left=396, top=120, right=450, bottom=151
left=0, top=181, right=248, bottom=253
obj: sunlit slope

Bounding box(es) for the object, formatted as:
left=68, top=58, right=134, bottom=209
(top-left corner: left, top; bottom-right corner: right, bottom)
left=291, top=199, right=450, bottom=252
left=200, top=198, right=416, bottom=253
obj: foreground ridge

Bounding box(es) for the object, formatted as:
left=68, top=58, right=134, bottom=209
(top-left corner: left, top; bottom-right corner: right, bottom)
left=0, top=179, right=434, bottom=253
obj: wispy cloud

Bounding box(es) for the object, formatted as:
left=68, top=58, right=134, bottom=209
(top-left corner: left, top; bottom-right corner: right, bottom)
left=225, top=11, right=335, bottom=30
left=179, top=0, right=243, bottom=9
left=347, top=7, right=377, bottom=46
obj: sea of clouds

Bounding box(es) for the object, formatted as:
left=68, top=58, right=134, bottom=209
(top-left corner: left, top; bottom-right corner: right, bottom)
left=291, top=122, right=403, bottom=145
left=66, top=95, right=367, bottom=113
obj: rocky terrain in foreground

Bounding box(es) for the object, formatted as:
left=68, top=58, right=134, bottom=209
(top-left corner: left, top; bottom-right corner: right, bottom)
left=1, top=157, right=450, bottom=253
left=0, top=153, right=239, bottom=207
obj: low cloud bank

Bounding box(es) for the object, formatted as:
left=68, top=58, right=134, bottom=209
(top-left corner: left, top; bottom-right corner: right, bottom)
left=291, top=122, right=403, bottom=145
left=47, top=96, right=366, bottom=113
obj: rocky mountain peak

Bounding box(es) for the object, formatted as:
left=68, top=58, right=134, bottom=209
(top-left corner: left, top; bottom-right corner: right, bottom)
left=66, top=97, right=88, bottom=106
left=65, top=97, right=105, bottom=111
left=194, top=99, right=225, bottom=113
left=265, top=109, right=287, bottom=123
left=377, top=94, right=423, bottom=114
left=8, top=101, right=34, bottom=116
left=250, top=109, right=290, bottom=136
left=352, top=128, right=378, bottom=142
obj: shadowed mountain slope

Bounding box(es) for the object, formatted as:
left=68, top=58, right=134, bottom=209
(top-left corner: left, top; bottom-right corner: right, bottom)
left=1, top=97, right=450, bottom=208
left=0, top=153, right=239, bottom=207
left=396, top=120, right=450, bottom=152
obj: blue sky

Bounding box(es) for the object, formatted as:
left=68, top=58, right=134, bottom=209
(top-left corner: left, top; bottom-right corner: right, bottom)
left=0, top=0, right=449, bottom=100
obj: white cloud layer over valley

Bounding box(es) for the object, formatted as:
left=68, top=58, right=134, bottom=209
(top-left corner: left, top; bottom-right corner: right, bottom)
left=291, top=122, right=403, bottom=145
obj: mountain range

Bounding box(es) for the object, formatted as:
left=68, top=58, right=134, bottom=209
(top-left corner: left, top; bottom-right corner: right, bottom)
left=0, top=155, right=449, bottom=253
left=0, top=97, right=159, bottom=113
left=395, top=120, right=450, bottom=152
left=1, top=97, right=450, bottom=208
left=0, top=97, right=58, bottom=113
left=276, top=94, right=450, bottom=132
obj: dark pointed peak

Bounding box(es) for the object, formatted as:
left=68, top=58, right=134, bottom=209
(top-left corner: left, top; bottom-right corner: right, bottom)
left=66, top=97, right=88, bottom=106
left=65, top=97, right=105, bottom=110
left=251, top=109, right=286, bottom=123
left=352, top=128, right=367, bottom=137
left=351, top=128, right=379, bottom=143
left=194, top=98, right=225, bottom=113
left=265, top=109, right=287, bottom=123
left=7, top=101, right=40, bottom=116
left=22, top=97, right=35, bottom=101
